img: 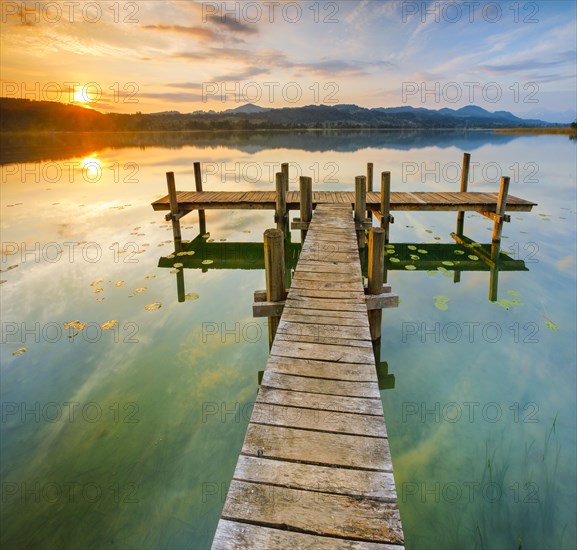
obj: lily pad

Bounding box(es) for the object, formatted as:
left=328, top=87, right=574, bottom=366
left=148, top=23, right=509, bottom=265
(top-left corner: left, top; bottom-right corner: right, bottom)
left=93, top=288, right=104, bottom=293
left=173, top=263, right=183, bottom=268
left=144, top=275, right=156, bottom=280
left=169, top=269, right=180, bottom=274
left=101, top=320, right=118, bottom=330
left=135, top=287, right=147, bottom=293
left=201, top=259, right=214, bottom=265
left=468, top=255, right=479, bottom=261
left=185, top=292, right=200, bottom=301
left=166, top=254, right=175, bottom=259
left=410, top=254, right=420, bottom=260
left=408, top=245, right=417, bottom=250
left=454, top=250, right=465, bottom=255
left=89, top=279, right=103, bottom=286
left=202, top=233, right=210, bottom=239
left=404, top=265, right=417, bottom=270
left=115, top=281, right=125, bottom=287
left=12, top=347, right=27, bottom=356
left=434, top=295, right=449, bottom=311
left=418, top=249, right=428, bottom=254
left=495, top=299, right=514, bottom=310
left=427, top=270, right=438, bottom=277
left=389, top=257, right=400, bottom=263
left=144, top=302, right=162, bottom=311
left=442, top=261, right=454, bottom=266
left=176, top=251, right=188, bottom=256
left=507, top=290, right=521, bottom=296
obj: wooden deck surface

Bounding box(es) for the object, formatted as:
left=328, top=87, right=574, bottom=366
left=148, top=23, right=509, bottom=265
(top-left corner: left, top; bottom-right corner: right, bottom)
left=211, top=204, right=404, bottom=549
left=152, top=190, right=536, bottom=212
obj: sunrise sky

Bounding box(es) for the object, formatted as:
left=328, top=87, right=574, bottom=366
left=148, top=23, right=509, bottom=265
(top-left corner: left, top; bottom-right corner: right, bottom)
left=1, top=0, right=576, bottom=121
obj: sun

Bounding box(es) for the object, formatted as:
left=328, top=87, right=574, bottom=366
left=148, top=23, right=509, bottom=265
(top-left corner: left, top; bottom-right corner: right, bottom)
left=72, top=85, right=96, bottom=107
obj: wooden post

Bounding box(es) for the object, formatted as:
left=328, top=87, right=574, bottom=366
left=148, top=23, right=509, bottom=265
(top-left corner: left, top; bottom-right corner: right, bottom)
left=456, top=152, right=470, bottom=235
left=492, top=176, right=510, bottom=245
left=355, top=176, right=367, bottom=248
left=264, top=228, right=286, bottom=347
left=275, top=171, right=288, bottom=237
left=176, top=267, right=185, bottom=302
left=299, top=176, right=312, bottom=243
left=281, top=162, right=289, bottom=193
left=166, top=171, right=182, bottom=251
left=368, top=228, right=385, bottom=342
left=193, top=162, right=207, bottom=236
left=380, top=171, right=391, bottom=244
left=366, top=162, right=373, bottom=220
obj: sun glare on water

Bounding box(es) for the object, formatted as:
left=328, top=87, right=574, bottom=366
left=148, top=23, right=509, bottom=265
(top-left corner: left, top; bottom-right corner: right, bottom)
left=81, top=154, right=102, bottom=179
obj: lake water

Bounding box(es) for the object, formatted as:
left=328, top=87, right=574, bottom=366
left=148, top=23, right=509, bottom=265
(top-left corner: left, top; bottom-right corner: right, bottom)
left=1, top=130, right=575, bottom=549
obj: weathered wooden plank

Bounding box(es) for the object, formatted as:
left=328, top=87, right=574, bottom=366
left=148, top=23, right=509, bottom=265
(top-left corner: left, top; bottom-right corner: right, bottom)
left=262, top=371, right=380, bottom=398
left=275, top=331, right=373, bottom=349
left=276, top=320, right=372, bottom=341
left=251, top=402, right=387, bottom=437
left=283, top=297, right=366, bottom=312
left=266, top=355, right=378, bottom=382
left=257, top=386, right=382, bottom=416
left=281, top=311, right=370, bottom=327
left=242, top=424, right=392, bottom=471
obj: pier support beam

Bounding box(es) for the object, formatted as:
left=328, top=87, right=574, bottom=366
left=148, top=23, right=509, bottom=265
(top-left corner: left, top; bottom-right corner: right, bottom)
left=366, top=162, right=373, bottom=221
left=263, top=228, right=287, bottom=348
left=298, top=176, right=312, bottom=243
left=166, top=171, right=182, bottom=252
left=355, top=175, right=367, bottom=249
left=380, top=171, right=393, bottom=244
left=368, top=227, right=385, bottom=342
left=275, top=171, right=288, bottom=238
left=456, top=152, right=471, bottom=236
left=281, top=162, right=289, bottom=193
left=193, top=162, right=206, bottom=236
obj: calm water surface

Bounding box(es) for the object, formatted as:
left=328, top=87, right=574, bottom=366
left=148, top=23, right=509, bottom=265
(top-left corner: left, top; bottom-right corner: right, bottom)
left=1, top=131, right=575, bottom=549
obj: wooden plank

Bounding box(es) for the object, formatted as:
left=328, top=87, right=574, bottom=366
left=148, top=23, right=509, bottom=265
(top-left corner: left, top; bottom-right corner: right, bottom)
left=266, top=355, right=378, bottom=382
left=262, top=371, right=380, bottom=398
left=276, top=331, right=373, bottom=349
left=242, top=424, right=392, bottom=471
left=257, top=386, right=383, bottom=416
left=271, top=340, right=375, bottom=364
left=251, top=402, right=387, bottom=437
left=212, top=519, right=404, bottom=549
left=277, top=320, right=371, bottom=340
left=233, top=456, right=398, bottom=500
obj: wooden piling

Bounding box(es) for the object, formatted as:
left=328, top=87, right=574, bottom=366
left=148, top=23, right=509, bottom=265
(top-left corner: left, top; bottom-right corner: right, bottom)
left=275, top=172, right=288, bottom=236
left=366, top=163, right=373, bottom=220
left=281, top=162, right=289, bottom=193
left=368, top=228, right=385, bottom=341
left=166, top=171, right=182, bottom=250
left=193, top=162, right=207, bottom=236
left=380, top=171, right=391, bottom=244
left=264, top=228, right=286, bottom=347
left=492, top=176, right=510, bottom=244
left=299, top=176, right=312, bottom=243
left=456, top=152, right=470, bottom=235
left=355, top=176, right=367, bottom=248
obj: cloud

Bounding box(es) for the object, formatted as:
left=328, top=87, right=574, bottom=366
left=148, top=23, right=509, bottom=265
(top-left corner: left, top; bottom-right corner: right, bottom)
left=478, top=51, right=577, bottom=74
left=137, top=92, right=206, bottom=102
left=141, top=25, right=218, bottom=41
left=204, top=14, right=258, bottom=35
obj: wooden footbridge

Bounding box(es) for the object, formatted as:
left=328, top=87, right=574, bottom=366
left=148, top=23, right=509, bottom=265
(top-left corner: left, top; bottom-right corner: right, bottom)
left=151, top=154, right=536, bottom=548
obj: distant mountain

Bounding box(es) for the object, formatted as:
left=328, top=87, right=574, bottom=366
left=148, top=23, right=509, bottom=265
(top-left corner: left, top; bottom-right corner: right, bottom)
left=223, top=103, right=270, bottom=114
left=0, top=97, right=562, bottom=133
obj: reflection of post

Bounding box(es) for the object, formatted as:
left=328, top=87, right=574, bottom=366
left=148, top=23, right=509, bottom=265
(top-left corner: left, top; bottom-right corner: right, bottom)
left=489, top=243, right=500, bottom=302
left=299, top=176, right=312, bottom=243
left=193, top=162, right=206, bottom=236
left=355, top=175, right=367, bottom=249
left=366, top=162, right=373, bottom=221
left=264, top=228, right=287, bottom=348
left=368, top=228, right=385, bottom=342
left=456, top=152, right=470, bottom=236
left=380, top=171, right=391, bottom=244
left=176, top=266, right=185, bottom=302
left=373, top=341, right=395, bottom=390
left=166, top=171, right=182, bottom=252
left=275, top=172, right=288, bottom=237
left=488, top=176, right=509, bottom=301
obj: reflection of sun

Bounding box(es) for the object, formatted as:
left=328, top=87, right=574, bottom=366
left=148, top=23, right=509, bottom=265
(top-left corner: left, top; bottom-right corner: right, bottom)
left=81, top=154, right=101, bottom=179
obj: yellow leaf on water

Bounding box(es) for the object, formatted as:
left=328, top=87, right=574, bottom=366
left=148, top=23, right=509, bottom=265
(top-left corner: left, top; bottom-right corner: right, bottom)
left=64, top=320, right=87, bottom=331
left=144, top=302, right=162, bottom=311
left=101, top=320, right=118, bottom=330
left=12, top=347, right=27, bottom=356
left=89, top=279, right=103, bottom=286
left=135, top=287, right=147, bottom=293
left=115, top=281, right=125, bottom=287
left=93, top=288, right=104, bottom=293
left=144, top=275, right=156, bottom=280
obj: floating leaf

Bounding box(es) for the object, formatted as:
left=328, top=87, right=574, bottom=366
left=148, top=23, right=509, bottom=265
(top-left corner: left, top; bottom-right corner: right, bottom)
left=544, top=320, right=559, bottom=331
left=176, top=252, right=187, bottom=256
left=468, top=255, right=479, bottom=261
left=93, top=288, right=104, bottom=293
left=434, top=236, right=441, bottom=240
left=495, top=299, right=514, bottom=310
left=219, top=238, right=227, bottom=242
left=166, top=254, right=175, bottom=259
left=389, top=257, right=400, bottom=263
left=510, top=299, right=524, bottom=306
left=144, top=275, right=156, bottom=280
left=437, top=266, right=447, bottom=272
left=89, top=279, right=103, bottom=286
left=434, top=295, right=449, bottom=311
left=144, top=302, right=162, bottom=311
left=208, top=239, right=215, bottom=243
left=185, top=292, right=200, bottom=301
left=470, top=242, right=481, bottom=248
left=201, top=259, right=214, bottom=265
left=173, top=263, right=183, bottom=268
left=96, top=298, right=104, bottom=302
left=169, top=269, right=180, bottom=274
left=101, top=320, right=118, bottom=330
left=507, top=290, right=521, bottom=296
left=408, top=245, right=417, bottom=250
left=404, top=265, right=417, bottom=270
left=418, top=249, right=428, bottom=254
left=64, top=320, right=87, bottom=331
left=202, top=233, right=210, bottom=239
left=135, top=287, right=147, bottom=293
left=442, top=261, right=454, bottom=266
left=186, top=251, right=195, bottom=256
left=410, top=254, right=420, bottom=260
left=12, top=347, right=27, bottom=356
left=425, top=229, right=433, bottom=233
left=454, top=250, right=465, bottom=255
left=427, top=270, right=438, bottom=277
left=115, top=281, right=125, bottom=287
left=385, top=249, right=396, bottom=255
